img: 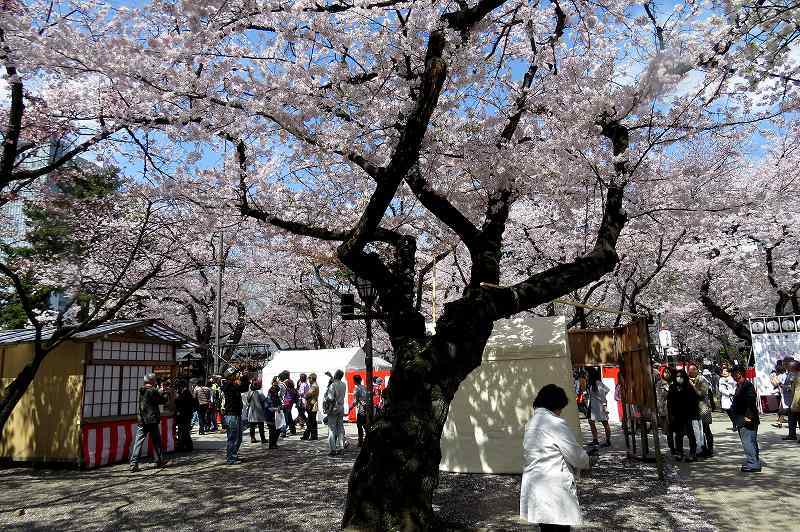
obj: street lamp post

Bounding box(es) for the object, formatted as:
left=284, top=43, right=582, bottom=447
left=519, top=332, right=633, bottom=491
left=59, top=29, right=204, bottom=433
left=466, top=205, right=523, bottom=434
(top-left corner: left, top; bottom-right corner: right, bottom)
left=354, top=276, right=378, bottom=426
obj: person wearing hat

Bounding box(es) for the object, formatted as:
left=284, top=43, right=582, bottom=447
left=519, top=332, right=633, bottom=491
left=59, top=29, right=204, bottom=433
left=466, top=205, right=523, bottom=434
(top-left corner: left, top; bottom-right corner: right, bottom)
left=730, top=365, right=761, bottom=472
left=129, top=373, right=170, bottom=471
left=221, top=367, right=250, bottom=464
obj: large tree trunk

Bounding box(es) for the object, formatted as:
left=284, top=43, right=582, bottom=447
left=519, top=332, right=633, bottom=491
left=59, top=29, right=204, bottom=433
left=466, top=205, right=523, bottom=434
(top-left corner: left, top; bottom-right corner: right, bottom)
left=342, top=304, right=493, bottom=531
left=0, top=343, right=49, bottom=433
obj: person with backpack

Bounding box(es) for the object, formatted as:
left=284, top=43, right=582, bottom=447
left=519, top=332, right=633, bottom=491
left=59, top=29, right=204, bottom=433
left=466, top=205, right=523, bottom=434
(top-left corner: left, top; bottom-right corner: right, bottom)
left=324, top=369, right=347, bottom=456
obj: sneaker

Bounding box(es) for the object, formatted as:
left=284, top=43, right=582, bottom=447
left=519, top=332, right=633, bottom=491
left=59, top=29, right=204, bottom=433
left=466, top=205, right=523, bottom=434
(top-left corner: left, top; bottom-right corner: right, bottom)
left=156, top=458, right=171, bottom=468
left=129, top=464, right=140, bottom=472
left=740, top=466, right=761, bottom=473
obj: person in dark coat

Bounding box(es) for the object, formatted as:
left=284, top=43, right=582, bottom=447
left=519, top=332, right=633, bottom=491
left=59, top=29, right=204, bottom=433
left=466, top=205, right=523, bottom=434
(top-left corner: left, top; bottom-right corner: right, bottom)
left=221, top=368, right=250, bottom=465
left=174, top=379, right=195, bottom=452
left=731, top=365, right=761, bottom=472
left=667, top=368, right=699, bottom=462
left=265, top=379, right=282, bottom=449
left=129, top=373, right=169, bottom=471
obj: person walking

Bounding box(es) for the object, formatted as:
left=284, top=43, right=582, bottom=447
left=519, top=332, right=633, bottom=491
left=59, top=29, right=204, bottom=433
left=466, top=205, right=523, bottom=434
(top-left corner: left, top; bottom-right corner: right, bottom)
left=265, top=379, right=282, bottom=449
left=302, top=373, right=320, bottom=441
left=784, top=360, right=800, bottom=442
left=243, top=381, right=268, bottom=444
left=688, top=364, right=713, bottom=457
left=193, top=380, right=212, bottom=435
left=586, top=367, right=611, bottom=447
left=719, top=367, right=737, bottom=431
left=221, top=369, right=250, bottom=465
left=668, top=368, right=699, bottom=462
left=731, top=365, right=761, bottom=472
left=129, top=373, right=169, bottom=471
left=325, top=369, right=347, bottom=456
left=519, top=384, right=592, bottom=531
left=351, top=374, right=368, bottom=447
left=174, top=379, right=195, bottom=452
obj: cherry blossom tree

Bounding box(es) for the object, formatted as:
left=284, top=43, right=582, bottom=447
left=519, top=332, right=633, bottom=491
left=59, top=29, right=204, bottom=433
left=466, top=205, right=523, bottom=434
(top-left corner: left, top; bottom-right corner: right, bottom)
left=9, top=0, right=798, bottom=527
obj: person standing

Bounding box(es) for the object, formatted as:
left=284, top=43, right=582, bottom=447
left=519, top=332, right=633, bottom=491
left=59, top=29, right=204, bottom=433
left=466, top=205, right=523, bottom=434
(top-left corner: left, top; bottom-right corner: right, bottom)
left=719, top=367, right=737, bottom=431
left=351, top=375, right=368, bottom=447
left=688, top=364, right=713, bottom=457
left=778, top=357, right=795, bottom=434
left=193, top=380, right=212, bottom=435
left=770, top=362, right=787, bottom=428
left=129, top=373, right=169, bottom=471
left=656, top=367, right=675, bottom=455
left=174, top=379, right=195, bottom=452
left=282, top=377, right=298, bottom=436
left=221, top=369, right=250, bottom=465
left=296, top=373, right=310, bottom=429
left=586, top=367, right=611, bottom=447
left=210, top=379, right=222, bottom=433
left=325, top=369, right=347, bottom=456
left=668, top=368, right=699, bottom=462
left=243, top=381, right=268, bottom=444
left=265, top=378, right=282, bottom=449
left=784, top=361, right=800, bottom=442
left=731, top=365, right=761, bottom=472
left=302, top=373, right=320, bottom=441
left=520, top=384, right=592, bottom=531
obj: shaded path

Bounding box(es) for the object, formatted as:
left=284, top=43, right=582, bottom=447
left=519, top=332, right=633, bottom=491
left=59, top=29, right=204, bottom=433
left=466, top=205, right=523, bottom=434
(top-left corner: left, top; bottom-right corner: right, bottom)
left=674, top=412, right=800, bottom=532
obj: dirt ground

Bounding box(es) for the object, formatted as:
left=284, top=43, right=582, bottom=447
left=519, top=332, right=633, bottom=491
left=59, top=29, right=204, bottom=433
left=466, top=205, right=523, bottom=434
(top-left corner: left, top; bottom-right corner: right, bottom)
left=0, top=420, right=723, bottom=531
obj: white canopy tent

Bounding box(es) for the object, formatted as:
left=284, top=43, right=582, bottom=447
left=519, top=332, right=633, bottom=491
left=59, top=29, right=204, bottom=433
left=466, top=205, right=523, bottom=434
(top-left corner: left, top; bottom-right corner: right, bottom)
left=261, top=347, right=392, bottom=420
left=439, top=316, right=580, bottom=474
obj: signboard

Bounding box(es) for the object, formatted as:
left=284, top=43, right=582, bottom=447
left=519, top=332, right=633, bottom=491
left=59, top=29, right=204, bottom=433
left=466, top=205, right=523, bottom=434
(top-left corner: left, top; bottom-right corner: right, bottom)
left=750, top=315, right=800, bottom=397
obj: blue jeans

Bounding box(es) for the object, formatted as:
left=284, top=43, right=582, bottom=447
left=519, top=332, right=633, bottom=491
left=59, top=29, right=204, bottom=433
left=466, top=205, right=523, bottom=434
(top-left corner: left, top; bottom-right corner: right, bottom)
left=129, top=423, right=162, bottom=466
left=327, top=413, right=344, bottom=452
left=738, top=426, right=761, bottom=469
left=225, top=415, right=243, bottom=463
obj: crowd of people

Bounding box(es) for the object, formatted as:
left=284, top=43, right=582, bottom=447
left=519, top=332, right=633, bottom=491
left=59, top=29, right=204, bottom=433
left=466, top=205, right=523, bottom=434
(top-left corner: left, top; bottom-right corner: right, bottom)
left=127, top=367, right=386, bottom=470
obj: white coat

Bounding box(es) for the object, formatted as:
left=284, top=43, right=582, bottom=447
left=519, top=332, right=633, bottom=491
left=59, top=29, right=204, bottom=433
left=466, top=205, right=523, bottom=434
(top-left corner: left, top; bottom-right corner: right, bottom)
left=719, top=376, right=736, bottom=410
left=520, top=408, right=591, bottom=526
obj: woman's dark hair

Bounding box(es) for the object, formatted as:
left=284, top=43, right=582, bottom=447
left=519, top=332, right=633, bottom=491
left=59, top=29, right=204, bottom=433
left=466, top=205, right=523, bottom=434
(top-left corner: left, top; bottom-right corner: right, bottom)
left=533, top=384, right=569, bottom=412
left=353, top=374, right=362, bottom=385
left=587, top=367, right=601, bottom=392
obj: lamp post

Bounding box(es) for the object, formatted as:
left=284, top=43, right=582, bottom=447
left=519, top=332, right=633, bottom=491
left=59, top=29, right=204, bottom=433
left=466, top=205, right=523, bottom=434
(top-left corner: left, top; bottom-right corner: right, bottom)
left=354, top=276, right=378, bottom=426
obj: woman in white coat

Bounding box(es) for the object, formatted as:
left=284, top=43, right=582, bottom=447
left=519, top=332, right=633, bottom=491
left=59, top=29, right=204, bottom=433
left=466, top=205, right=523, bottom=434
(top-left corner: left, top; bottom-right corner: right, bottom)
left=520, top=384, right=592, bottom=532
left=718, top=367, right=736, bottom=431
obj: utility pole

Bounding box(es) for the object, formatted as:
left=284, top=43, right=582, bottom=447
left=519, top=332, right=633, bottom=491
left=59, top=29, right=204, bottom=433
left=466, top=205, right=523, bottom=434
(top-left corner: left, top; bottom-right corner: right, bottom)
left=214, top=230, right=224, bottom=375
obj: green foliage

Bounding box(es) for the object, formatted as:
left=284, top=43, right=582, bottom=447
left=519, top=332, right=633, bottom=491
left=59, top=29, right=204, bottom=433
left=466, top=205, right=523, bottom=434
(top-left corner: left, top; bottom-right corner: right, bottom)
left=0, top=166, right=120, bottom=329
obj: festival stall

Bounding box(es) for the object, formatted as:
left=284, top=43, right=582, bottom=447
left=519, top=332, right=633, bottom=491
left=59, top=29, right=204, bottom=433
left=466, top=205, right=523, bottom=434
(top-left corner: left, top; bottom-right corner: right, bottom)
left=749, top=314, right=800, bottom=412
left=260, top=347, right=392, bottom=421
left=0, top=319, right=189, bottom=468
left=439, top=316, right=579, bottom=474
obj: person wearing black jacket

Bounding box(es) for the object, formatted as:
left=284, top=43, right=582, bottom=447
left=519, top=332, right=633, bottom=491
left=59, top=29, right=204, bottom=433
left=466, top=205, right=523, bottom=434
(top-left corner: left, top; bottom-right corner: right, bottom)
left=221, top=368, right=250, bottom=465
left=667, top=368, right=699, bottom=462
left=731, top=365, right=761, bottom=472
left=129, top=373, right=169, bottom=471
left=174, top=380, right=195, bottom=452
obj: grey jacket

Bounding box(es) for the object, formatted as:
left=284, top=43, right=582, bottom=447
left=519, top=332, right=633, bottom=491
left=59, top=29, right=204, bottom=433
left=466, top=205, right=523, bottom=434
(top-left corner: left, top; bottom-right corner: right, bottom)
left=242, top=390, right=267, bottom=423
